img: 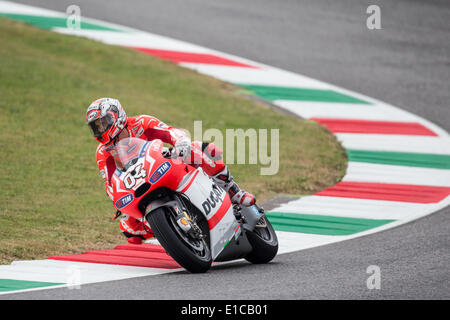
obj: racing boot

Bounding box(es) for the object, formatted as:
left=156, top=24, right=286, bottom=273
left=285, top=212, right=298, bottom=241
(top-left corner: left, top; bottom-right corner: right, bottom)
left=119, top=214, right=155, bottom=244
left=212, top=166, right=256, bottom=206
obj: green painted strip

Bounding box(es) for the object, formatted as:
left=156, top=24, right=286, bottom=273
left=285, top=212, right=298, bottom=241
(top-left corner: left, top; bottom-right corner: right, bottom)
left=237, top=84, right=371, bottom=104
left=0, top=13, right=123, bottom=32
left=0, top=279, right=64, bottom=292
left=266, top=212, right=394, bottom=236
left=347, top=149, right=450, bottom=169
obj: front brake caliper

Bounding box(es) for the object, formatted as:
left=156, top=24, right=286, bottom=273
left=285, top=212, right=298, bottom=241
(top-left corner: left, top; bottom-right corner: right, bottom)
left=176, top=211, right=192, bottom=233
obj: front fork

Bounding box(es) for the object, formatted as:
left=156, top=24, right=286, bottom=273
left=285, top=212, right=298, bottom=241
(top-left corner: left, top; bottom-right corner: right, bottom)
left=147, top=195, right=206, bottom=241
left=233, top=204, right=266, bottom=232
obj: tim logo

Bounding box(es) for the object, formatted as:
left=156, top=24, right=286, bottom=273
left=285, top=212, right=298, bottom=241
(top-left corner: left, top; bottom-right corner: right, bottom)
left=115, top=194, right=134, bottom=209
left=150, top=161, right=171, bottom=183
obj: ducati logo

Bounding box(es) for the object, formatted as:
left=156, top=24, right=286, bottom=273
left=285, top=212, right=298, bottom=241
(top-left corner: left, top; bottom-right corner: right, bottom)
left=202, top=185, right=225, bottom=215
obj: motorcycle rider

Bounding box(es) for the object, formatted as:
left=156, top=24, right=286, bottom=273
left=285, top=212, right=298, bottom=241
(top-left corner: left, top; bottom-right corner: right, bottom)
left=86, top=98, right=256, bottom=244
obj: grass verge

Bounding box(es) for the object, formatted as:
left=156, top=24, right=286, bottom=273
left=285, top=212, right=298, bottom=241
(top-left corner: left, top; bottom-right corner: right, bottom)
left=0, top=18, right=347, bottom=264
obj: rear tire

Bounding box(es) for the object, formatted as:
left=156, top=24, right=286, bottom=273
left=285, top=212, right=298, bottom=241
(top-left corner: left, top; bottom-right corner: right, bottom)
left=245, top=216, right=278, bottom=264
left=147, top=207, right=212, bottom=273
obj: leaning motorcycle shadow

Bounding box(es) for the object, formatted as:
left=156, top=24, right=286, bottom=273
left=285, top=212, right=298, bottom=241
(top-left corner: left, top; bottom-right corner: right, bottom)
left=173, top=259, right=281, bottom=274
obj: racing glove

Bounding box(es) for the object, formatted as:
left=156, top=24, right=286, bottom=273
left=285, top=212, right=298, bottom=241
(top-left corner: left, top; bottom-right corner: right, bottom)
left=174, top=138, right=191, bottom=160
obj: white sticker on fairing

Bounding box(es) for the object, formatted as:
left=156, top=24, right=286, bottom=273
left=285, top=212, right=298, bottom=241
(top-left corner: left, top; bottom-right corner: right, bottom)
left=182, top=169, right=236, bottom=259
left=201, top=186, right=226, bottom=216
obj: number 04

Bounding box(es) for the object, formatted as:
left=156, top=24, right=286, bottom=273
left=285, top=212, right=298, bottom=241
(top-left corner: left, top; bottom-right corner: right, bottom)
left=124, top=164, right=147, bottom=189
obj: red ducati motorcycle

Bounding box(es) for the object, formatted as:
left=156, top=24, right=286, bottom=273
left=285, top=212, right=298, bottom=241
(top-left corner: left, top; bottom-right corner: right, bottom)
left=109, top=137, right=278, bottom=273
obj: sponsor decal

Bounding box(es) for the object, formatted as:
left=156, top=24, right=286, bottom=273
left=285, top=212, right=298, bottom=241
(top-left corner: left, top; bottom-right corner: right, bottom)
left=87, top=104, right=99, bottom=112
left=87, top=110, right=98, bottom=121
left=132, top=126, right=144, bottom=137
left=149, top=161, right=171, bottom=183
left=114, top=168, right=122, bottom=178
left=126, top=143, right=138, bottom=155
left=115, top=194, right=134, bottom=209
left=202, top=185, right=225, bottom=215
left=110, top=127, right=120, bottom=137
left=136, top=127, right=144, bottom=137
left=140, top=141, right=150, bottom=157
left=104, top=144, right=115, bottom=153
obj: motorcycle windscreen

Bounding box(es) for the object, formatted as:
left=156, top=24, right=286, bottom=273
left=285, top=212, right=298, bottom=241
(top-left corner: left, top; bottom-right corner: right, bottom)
left=111, top=137, right=148, bottom=171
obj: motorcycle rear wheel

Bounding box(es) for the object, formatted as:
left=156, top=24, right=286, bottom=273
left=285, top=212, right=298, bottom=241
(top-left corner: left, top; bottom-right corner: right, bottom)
left=147, top=207, right=212, bottom=273
left=244, top=215, right=278, bottom=264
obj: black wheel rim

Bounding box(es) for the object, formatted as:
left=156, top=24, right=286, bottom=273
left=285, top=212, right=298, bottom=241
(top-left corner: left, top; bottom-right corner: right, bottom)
left=167, top=210, right=211, bottom=262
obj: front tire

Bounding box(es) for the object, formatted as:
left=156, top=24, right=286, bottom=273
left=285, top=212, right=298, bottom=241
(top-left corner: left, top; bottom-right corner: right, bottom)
left=147, top=207, right=212, bottom=273
left=245, top=216, right=278, bottom=264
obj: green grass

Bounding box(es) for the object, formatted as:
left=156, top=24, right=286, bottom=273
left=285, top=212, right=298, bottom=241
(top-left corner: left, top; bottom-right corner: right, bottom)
left=0, top=18, right=347, bottom=264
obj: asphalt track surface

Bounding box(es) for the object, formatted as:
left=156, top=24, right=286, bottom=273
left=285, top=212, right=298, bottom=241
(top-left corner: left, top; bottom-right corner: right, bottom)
left=4, top=0, right=450, bottom=299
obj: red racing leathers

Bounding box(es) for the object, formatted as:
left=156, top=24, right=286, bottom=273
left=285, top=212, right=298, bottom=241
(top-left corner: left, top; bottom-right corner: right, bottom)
left=95, top=115, right=225, bottom=240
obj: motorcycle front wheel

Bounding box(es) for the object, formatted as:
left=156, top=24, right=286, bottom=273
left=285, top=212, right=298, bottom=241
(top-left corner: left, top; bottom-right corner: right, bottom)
left=147, top=207, right=212, bottom=273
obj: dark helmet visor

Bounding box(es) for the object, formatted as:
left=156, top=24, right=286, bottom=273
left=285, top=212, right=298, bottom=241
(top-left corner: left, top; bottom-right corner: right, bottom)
left=88, top=114, right=114, bottom=139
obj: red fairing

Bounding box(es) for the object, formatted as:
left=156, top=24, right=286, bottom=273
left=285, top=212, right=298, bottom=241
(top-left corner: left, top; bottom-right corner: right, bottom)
left=110, top=139, right=195, bottom=220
